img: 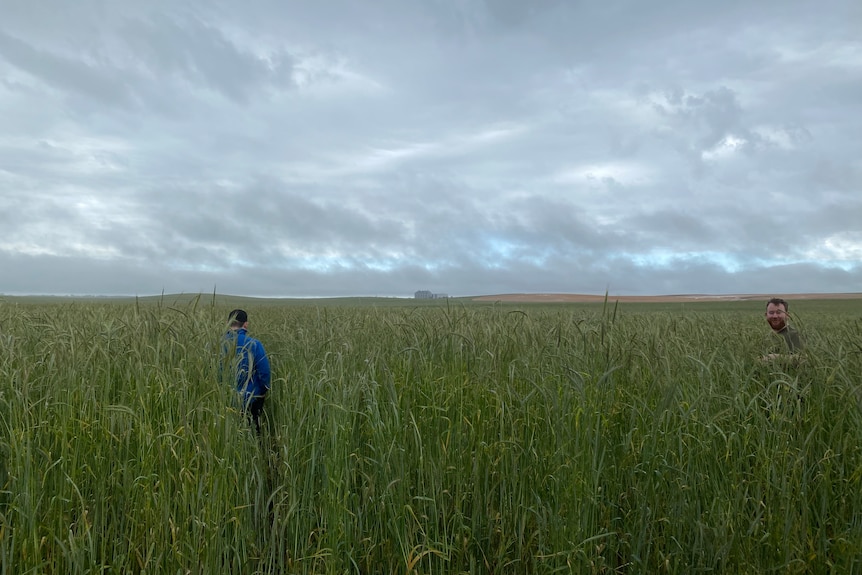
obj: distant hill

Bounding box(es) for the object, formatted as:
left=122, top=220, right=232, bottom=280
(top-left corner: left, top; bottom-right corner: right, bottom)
left=470, top=293, right=862, bottom=303
left=3, top=292, right=860, bottom=305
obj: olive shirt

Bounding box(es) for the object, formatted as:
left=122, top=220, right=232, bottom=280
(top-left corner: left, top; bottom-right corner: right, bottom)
left=758, top=323, right=809, bottom=413
left=760, top=323, right=805, bottom=367
left=775, top=324, right=803, bottom=353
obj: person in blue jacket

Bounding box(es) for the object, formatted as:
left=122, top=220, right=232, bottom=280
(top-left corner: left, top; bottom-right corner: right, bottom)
left=222, top=309, right=271, bottom=433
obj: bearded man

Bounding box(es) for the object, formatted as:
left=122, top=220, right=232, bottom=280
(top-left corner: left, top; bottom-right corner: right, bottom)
left=761, top=297, right=804, bottom=363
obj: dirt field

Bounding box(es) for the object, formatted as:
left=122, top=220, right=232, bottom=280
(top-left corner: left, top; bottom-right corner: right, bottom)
left=471, top=293, right=862, bottom=303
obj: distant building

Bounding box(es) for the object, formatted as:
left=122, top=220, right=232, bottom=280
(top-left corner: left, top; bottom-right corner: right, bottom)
left=414, top=290, right=448, bottom=299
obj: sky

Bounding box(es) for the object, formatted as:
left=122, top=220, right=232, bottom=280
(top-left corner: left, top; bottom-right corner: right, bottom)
left=1, top=0, right=860, bottom=298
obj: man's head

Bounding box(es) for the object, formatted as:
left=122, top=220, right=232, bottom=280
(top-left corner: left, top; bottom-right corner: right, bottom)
left=228, top=309, right=248, bottom=329
left=765, top=298, right=789, bottom=332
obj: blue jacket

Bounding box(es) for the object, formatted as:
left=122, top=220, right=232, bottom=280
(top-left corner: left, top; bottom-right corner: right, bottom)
left=222, top=328, right=271, bottom=402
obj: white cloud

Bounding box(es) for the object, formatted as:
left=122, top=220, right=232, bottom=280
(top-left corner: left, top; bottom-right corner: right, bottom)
left=804, top=232, right=862, bottom=266
left=550, top=161, right=653, bottom=186
left=702, top=135, right=747, bottom=161
left=751, top=126, right=800, bottom=150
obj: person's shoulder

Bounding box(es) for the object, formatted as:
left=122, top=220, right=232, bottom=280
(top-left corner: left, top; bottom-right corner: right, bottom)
left=238, top=331, right=263, bottom=345
left=248, top=335, right=268, bottom=358
left=778, top=324, right=802, bottom=337
left=785, top=324, right=803, bottom=338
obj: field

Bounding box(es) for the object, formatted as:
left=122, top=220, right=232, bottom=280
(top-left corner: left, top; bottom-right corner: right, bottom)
left=2, top=294, right=862, bottom=573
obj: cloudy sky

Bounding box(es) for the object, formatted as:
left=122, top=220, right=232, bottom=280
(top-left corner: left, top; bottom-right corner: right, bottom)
left=2, top=0, right=860, bottom=297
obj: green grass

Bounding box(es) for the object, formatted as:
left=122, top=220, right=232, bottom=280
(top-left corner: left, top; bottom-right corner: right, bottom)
left=1, top=295, right=861, bottom=573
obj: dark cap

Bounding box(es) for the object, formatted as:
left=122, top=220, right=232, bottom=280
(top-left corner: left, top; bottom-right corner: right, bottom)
left=228, top=309, right=248, bottom=324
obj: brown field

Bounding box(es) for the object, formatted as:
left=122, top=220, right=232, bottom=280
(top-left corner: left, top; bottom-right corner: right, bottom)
left=471, top=292, right=862, bottom=303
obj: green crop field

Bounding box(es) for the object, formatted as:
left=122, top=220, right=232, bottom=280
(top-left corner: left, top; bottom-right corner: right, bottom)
left=2, top=295, right=861, bottom=573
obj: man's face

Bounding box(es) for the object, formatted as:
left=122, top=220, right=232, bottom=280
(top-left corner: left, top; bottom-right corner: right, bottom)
left=765, top=302, right=788, bottom=331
